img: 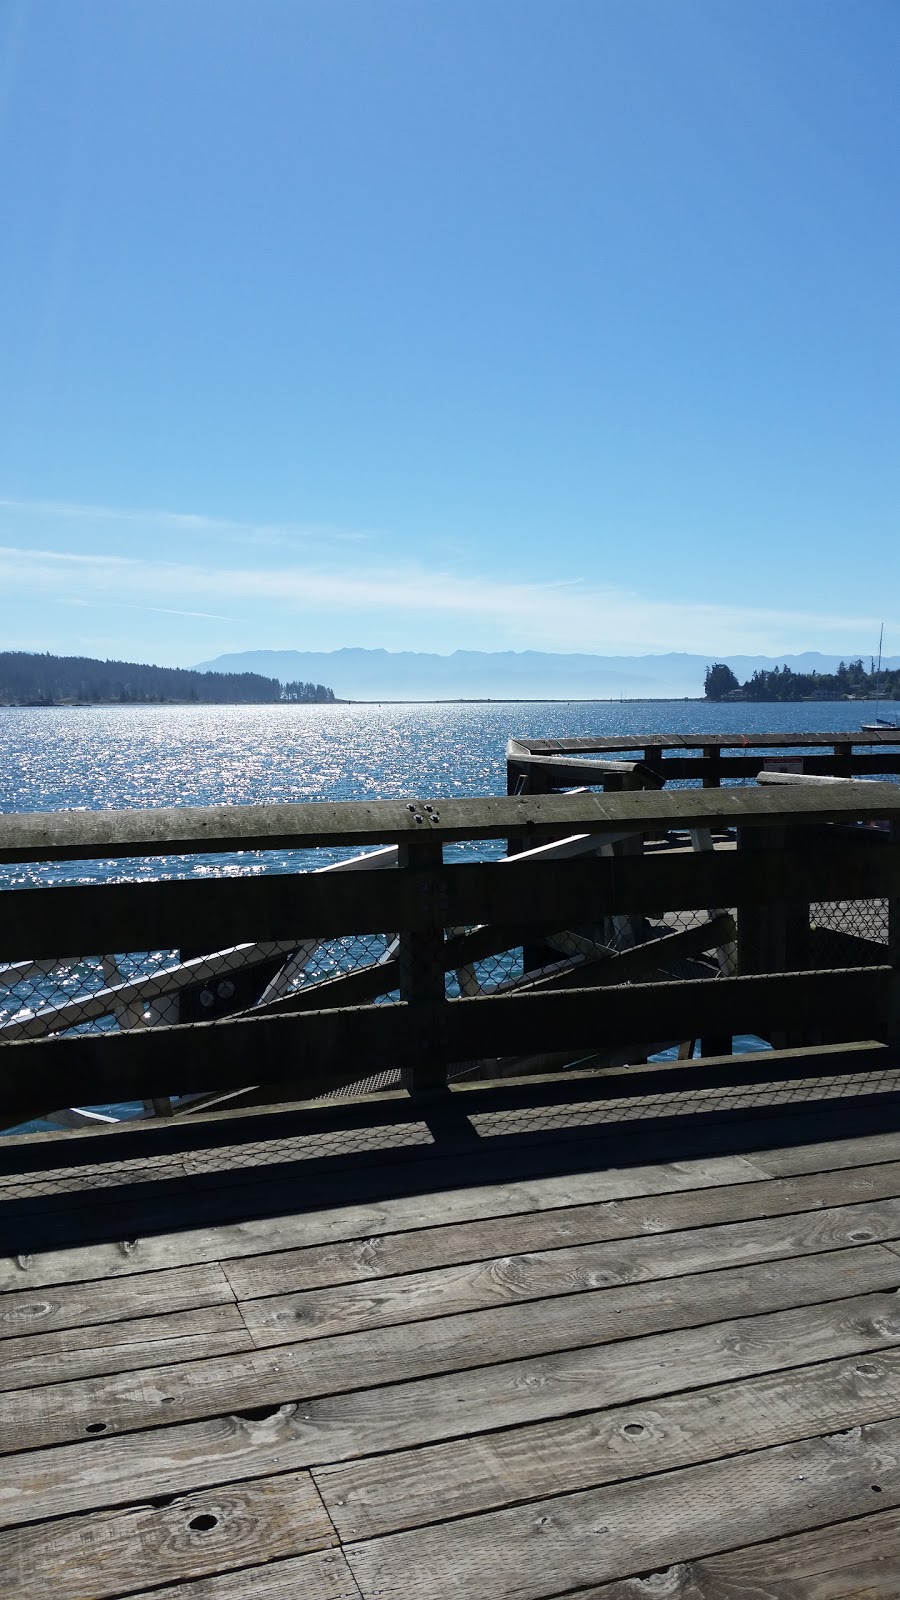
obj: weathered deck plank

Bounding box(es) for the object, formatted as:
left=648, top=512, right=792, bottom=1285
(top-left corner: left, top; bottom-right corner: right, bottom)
left=3, top=1248, right=898, bottom=1455
left=343, top=1417, right=900, bottom=1600
left=237, top=1196, right=900, bottom=1345
left=5, top=1289, right=900, bottom=1530
left=1, top=1248, right=896, bottom=1472
left=1, top=1470, right=336, bottom=1600
left=0, top=1152, right=767, bottom=1289
left=222, top=1159, right=900, bottom=1302
left=0, top=1261, right=235, bottom=1340
left=6, top=1076, right=900, bottom=1596
left=0, top=1305, right=254, bottom=1391
left=580, top=1507, right=900, bottom=1598
left=121, top=1549, right=360, bottom=1600
left=314, top=1345, right=900, bottom=1541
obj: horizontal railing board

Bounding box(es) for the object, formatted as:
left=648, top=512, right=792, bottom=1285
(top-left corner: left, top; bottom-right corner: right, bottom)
left=503, top=754, right=665, bottom=789
left=0, top=1044, right=888, bottom=1174
left=0, top=968, right=890, bottom=1119
left=2, top=783, right=900, bottom=863
left=512, top=754, right=900, bottom=782
left=2, top=839, right=895, bottom=962
left=511, top=732, right=900, bottom=753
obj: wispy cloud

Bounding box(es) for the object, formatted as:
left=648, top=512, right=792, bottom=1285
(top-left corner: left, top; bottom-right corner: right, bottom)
left=0, top=496, right=374, bottom=548
left=138, top=605, right=240, bottom=622
left=0, top=541, right=890, bottom=656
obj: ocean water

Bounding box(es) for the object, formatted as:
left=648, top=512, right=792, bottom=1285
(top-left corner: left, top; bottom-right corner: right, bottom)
left=2, top=697, right=895, bottom=882
left=2, top=699, right=896, bottom=1131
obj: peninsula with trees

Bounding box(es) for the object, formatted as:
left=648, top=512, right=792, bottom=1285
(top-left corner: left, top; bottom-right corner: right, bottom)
left=0, top=652, right=337, bottom=706
left=705, top=659, right=898, bottom=702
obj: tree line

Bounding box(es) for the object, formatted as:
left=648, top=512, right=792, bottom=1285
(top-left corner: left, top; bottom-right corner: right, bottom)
left=0, top=652, right=337, bottom=705
left=282, top=680, right=337, bottom=703
left=705, top=659, right=899, bottom=702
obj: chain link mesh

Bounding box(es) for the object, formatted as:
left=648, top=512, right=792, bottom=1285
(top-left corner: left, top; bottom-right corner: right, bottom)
left=1, top=800, right=895, bottom=1127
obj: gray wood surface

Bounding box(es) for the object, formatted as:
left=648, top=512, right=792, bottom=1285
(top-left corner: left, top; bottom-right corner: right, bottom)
left=1, top=781, right=898, bottom=864
left=223, top=1159, right=900, bottom=1303
left=512, top=732, right=900, bottom=753
left=1, top=1469, right=335, bottom=1600
left=343, top=1415, right=900, bottom=1600
left=6, top=1287, right=900, bottom=1529
left=0, top=1305, right=254, bottom=1391
left=315, top=1342, right=900, bottom=1540
left=2, top=1247, right=898, bottom=1454
left=0, top=1261, right=234, bottom=1340
left=122, top=1549, right=360, bottom=1600
left=7, top=1072, right=900, bottom=1597
left=0, top=1152, right=767, bottom=1290
left=579, top=1507, right=900, bottom=1598
left=238, top=1197, right=900, bottom=1346
left=224, top=1158, right=900, bottom=1292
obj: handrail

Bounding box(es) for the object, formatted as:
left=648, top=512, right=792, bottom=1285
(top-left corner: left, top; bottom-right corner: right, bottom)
left=1, top=781, right=899, bottom=863
left=510, top=732, right=900, bottom=753
left=2, top=788, right=898, bottom=1127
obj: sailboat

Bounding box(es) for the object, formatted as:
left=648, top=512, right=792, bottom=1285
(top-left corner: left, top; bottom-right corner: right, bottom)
left=861, top=625, right=900, bottom=732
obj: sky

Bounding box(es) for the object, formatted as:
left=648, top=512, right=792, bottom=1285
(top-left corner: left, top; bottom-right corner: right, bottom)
left=0, top=0, right=897, bottom=668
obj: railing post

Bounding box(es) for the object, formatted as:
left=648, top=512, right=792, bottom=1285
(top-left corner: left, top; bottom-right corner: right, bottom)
left=834, top=741, right=853, bottom=778
left=703, top=745, right=722, bottom=788
left=398, top=837, right=448, bottom=1092
left=642, top=744, right=664, bottom=785
left=738, top=823, right=811, bottom=1048
left=883, top=819, right=890, bottom=1056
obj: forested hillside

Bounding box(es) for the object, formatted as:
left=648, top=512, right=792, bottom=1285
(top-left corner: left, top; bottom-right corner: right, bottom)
left=0, top=652, right=336, bottom=705
left=705, top=659, right=898, bottom=702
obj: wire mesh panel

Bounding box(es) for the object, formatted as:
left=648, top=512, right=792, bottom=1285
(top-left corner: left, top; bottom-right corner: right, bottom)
left=0, top=930, right=403, bottom=1046
left=2, top=783, right=899, bottom=1131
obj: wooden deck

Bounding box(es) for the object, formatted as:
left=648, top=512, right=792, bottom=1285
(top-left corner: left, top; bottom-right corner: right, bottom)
left=5, top=1053, right=900, bottom=1598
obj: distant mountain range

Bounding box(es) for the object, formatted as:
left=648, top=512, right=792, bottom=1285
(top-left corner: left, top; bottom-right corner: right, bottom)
left=193, top=648, right=900, bottom=701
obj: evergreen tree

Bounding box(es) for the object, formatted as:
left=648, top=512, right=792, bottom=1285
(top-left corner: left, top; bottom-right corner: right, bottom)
left=704, top=663, right=740, bottom=700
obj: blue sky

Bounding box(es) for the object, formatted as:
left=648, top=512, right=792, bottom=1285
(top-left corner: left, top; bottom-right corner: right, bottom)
left=0, top=0, right=897, bottom=667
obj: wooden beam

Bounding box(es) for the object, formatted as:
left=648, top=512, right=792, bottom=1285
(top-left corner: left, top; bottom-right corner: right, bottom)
left=2, top=836, right=895, bottom=963
left=2, top=782, right=900, bottom=864
left=756, top=770, right=879, bottom=785
left=512, top=731, right=900, bottom=753
left=499, top=753, right=665, bottom=791
left=0, top=966, right=889, bottom=1120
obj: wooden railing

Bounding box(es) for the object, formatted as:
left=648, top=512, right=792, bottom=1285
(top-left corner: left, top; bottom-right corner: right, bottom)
left=1, top=783, right=899, bottom=1127
left=507, top=731, right=900, bottom=792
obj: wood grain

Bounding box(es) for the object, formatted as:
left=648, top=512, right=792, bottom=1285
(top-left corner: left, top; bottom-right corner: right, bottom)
left=122, top=1548, right=359, bottom=1600
left=0, top=1261, right=234, bottom=1340
left=2, top=780, right=897, bottom=863
left=238, top=1196, right=900, bottom=1346
left=577, top=1506, right=900, bottom=1597
left=0, top=1154, right=767, bottom=1291
left=343, top=1415, right=900, bottom=1600
left=5, top=1285, right=900, bottom=1527
left=223, top=1160, right=900, bottom=1304
left=6, top=1123, right=900, bottom=1298
left=0, top=1304, right=254, bottom=1391
left=315, top=1342, right=900, bottom=1539
left=121, top=1548, right=361, bottom=1600
left=3, top=1246, right=898, bottom=1454
left=2, top=1469, right=335, bottom=1600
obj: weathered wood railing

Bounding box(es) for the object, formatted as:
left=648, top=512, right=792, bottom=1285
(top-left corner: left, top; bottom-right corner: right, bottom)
left=507, top=731, right=900, bottom=793
left=1, top=783, right=899, bottom=1128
